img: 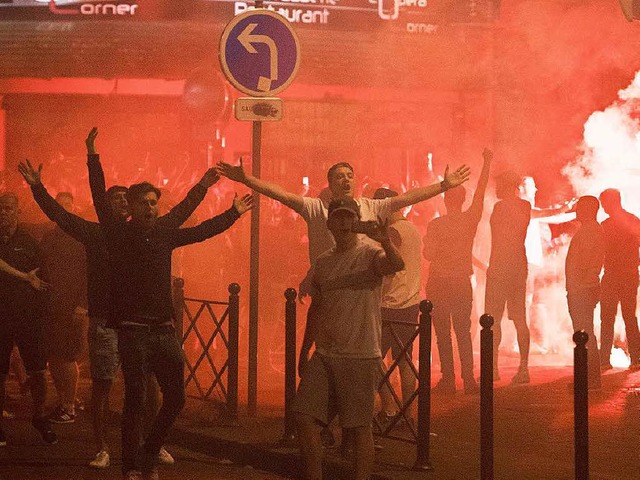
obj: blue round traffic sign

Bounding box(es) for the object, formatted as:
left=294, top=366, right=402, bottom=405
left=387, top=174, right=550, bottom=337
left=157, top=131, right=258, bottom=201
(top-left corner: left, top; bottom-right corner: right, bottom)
left=219, top=9, right=301, bottom=97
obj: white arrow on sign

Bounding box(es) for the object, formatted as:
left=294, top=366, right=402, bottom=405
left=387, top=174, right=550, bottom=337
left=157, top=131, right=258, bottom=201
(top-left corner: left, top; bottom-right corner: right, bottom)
left=238, top=23, right=278, bottom=92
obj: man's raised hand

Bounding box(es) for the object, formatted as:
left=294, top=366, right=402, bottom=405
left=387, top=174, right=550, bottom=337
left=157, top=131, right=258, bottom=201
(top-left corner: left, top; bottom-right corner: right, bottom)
left=86, top=127, right=98, bottom=155
left=18, top=159, right=42, bottom=186
left=482, top=148, right=493, bottom=163
left=198, top=168, right=221, bottom=189
left=443, top=164, right=471, bottom=188
left=233, top=193, right=255, bottom=215
left=216, top=157, right=247, bottom=184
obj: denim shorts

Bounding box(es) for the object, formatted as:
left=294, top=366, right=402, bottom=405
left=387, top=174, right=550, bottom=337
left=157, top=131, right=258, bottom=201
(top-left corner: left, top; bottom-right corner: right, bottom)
left=88, top=317, right=120, bottom=381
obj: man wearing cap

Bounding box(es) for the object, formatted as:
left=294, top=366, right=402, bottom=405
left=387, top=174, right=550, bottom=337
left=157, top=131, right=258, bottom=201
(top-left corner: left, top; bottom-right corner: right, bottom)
left=293, top=197, right=404, bottom=480
left=565, top=195, right=604, bottom=389
left=485, top=169, right=531, bottom=383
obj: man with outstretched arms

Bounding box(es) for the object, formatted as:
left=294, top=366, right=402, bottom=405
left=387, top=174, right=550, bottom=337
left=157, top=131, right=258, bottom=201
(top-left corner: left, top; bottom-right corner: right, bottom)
left=216, top=159, right=470, bottom=269
left=18, top=127, right=221, bottom=472
left=89, top=134, right=253, bottom=480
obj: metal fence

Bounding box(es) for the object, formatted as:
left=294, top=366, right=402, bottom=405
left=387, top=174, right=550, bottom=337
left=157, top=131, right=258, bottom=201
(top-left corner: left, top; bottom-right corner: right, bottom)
left=173, top=278, right=240, bottom=420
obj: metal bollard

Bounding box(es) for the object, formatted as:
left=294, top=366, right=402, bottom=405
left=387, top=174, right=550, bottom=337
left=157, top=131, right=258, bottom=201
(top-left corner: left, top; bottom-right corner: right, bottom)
left=480, top=314, right=494, bottom=480
left=227, top=283, right=241, bottom=423
left=573, top=330, right=589, bottom=480
left=413, top=300, right=434, bottom=471
left=281, top=288, right=298, bottom=445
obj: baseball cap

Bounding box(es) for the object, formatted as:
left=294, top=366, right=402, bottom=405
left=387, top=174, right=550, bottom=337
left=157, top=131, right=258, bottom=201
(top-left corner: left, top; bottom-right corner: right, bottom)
left=327, top=197, right=360, bottom=218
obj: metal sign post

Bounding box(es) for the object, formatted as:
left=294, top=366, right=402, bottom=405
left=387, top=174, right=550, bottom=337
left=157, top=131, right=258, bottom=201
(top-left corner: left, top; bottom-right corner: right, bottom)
left=219, top=5, right=300, bottom=415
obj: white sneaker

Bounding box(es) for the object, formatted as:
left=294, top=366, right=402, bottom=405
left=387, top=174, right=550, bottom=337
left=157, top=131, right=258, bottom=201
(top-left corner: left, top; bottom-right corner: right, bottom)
left=89, top=449, right=110, bottom=469
left=157, top=446, right=175, bottom=465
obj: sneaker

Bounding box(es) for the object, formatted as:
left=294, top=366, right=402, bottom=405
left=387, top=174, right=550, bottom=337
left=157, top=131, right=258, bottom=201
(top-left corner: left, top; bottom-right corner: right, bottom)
left=32, top=417, right=58, bottom=444
left=374, top=410, right=396, bottom=431
left=463, top=378, right=480, bottom=394
left=0, top=427, right=6, bottom=447
left=432, top=378, right=456, bottom=395
left=89, top=450, right=110, bottom=469
left=123, top=470, right=142, bottom=480
left=142, top=467, right=159, bottom=480
left=74, top=398, right=86, bottom=412
left=511, top=367, right=530, bottom=384
left=48, top=405, right=76, bottom=424
left=157, top=447, right=175, bottom=465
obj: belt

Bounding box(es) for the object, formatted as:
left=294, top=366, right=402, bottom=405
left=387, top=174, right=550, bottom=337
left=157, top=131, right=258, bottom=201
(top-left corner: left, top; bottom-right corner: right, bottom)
left=119, top=322, right=174, bottom=333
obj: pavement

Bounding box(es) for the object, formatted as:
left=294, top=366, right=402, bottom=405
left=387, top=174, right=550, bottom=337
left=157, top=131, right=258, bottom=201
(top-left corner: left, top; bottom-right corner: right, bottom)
left=171, top=360, right=640, bottom=480
left=3, top=358, right=640, bottom=480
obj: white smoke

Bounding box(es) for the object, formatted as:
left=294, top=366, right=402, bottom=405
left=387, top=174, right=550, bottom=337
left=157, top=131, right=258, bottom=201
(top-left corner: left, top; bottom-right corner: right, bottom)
left=563, top=70, right=640, bottom=211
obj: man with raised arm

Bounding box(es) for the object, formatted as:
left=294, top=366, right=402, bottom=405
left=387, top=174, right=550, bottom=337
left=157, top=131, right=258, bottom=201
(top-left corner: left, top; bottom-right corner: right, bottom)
left=88, top=134, right=253, bottom=480
left=216, top=158, right=470, bottom=270
left=485, top=170, right=531, bottom=383
left=292, top=197, right=404, bottom=480
left=424, top=148, right=492, bottom=394
left=18, top=127, right=221, bottom=473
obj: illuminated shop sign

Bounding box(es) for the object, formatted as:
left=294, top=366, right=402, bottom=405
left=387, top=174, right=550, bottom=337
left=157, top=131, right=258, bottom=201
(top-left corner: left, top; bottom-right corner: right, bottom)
left=204, top=0, right=439, bottom=32
left=1, top=0, right=144, bottom=18
left=1, top=0, right=493, bottom=29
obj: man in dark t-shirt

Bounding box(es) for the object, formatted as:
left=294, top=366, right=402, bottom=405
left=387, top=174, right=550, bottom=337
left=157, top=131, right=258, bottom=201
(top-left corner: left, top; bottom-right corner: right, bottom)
left=91, top=148, right=254, bottom=479
left=598, top=188, right=640, bottom=370
left=485, top=170, right=531, bottom=383
left=0, top=192, right=57, bottom=446
left=424, top=149, right=492, bottom=394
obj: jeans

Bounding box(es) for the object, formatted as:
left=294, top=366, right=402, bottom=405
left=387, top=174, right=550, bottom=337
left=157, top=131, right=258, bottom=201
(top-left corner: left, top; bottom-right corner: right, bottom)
left=567, top=288, right=602, bottom=387
left=599, top=274, right=640, bottom=364
left=118, top=327, right=185, bottom=474
left=427, top=276, right=475, bottom=381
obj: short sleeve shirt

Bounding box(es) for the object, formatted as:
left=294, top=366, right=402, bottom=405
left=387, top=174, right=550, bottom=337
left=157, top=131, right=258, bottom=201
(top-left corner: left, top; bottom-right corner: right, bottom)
left=487, top=198, right=531, bottom=277
left=424, top=210, right=480, bottom=278
left=301, top=196, right=394, bottom=264
left=311, top=242, right=384, bottom=359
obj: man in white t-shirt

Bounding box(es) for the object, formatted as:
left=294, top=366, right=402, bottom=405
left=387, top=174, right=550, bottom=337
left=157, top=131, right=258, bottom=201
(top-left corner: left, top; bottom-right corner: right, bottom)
left=291, top=197, right=404, bottom=480
left=372, top=188, right=422, bottom=422
left=215, top=159, right=470, bottom=270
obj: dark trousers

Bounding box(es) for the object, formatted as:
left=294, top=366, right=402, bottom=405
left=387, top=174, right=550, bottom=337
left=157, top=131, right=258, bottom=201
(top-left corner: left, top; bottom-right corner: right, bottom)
left=118, top=327, right=185, bottom=474
left=567, top=288, right=601, bottom=387
left=427, top=276, right=474, bottom=382
left=599, top=274, right=640, bottom=364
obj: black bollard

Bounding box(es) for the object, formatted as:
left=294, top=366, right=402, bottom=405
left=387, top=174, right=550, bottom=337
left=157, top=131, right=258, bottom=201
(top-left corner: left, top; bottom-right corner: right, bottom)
left=413, top=300, right=434, bottom=471
left=480, top=314, right=494, bottom=480
left=281, top=288, right=298, bottom=445
left=573, top=330, right=589, bottom=480
left=227, top=283, right=241, bottom=423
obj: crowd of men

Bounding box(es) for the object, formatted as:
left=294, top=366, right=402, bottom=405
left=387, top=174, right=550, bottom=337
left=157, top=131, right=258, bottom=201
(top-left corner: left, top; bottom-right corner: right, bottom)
left=1, top=128, right=639, bottom=480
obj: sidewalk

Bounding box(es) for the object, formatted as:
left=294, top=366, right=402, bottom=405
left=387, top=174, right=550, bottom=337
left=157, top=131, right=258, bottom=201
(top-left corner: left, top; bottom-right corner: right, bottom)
left=170, top=364, right=640, bottom=480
